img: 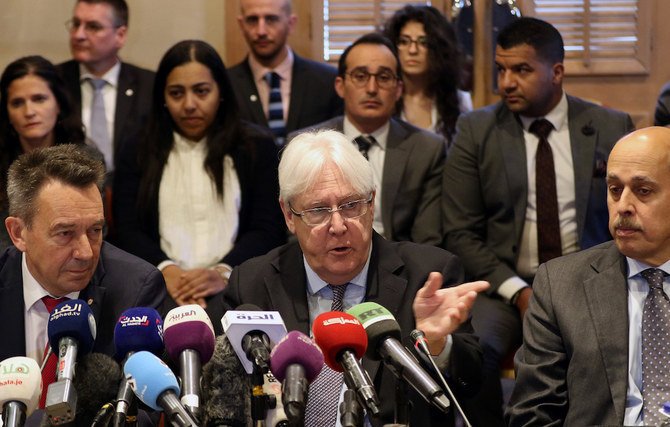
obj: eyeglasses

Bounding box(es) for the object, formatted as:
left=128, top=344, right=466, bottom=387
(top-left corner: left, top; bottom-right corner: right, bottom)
left=397, top=35, right=428, bottom=50
left=290, top=195, right=373, bottom=227
left=65, top=19, right=122, bottom=34
left=345, top=68, right=398, bottom=89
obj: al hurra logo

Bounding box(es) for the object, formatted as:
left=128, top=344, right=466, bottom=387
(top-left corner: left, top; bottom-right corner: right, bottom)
left=119, top=315, right=150, bottom=327
left=50, top=302, right=84, bottom=321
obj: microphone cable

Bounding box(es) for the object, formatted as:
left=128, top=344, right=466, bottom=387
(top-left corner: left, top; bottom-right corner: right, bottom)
left=410, top=329, right=473, bottom=427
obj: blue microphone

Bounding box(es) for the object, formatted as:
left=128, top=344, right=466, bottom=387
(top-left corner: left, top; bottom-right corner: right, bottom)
left=123, top=352, right=198, bottom=427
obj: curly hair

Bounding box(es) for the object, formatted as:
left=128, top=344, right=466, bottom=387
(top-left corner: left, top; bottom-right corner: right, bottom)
left=383, top=5, right=464, bottom=141
left=0, top=55, right=86, bottom=209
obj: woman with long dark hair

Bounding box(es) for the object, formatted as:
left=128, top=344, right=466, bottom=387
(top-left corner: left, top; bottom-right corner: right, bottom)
left=113, top=40, right=285, bottom=308
left=383, top=5, right=471, bottom=144
left=0, top=55, right=90, bottom=250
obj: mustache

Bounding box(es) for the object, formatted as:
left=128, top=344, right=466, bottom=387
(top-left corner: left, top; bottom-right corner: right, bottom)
left=614, top=217, right=643, bottom=231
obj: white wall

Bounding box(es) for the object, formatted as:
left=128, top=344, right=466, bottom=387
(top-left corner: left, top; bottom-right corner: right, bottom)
left=0, top=0, right=227, bottom=72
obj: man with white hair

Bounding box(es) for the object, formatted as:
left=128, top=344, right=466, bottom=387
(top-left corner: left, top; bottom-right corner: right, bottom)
left=209, top=129, right=488, bottom=426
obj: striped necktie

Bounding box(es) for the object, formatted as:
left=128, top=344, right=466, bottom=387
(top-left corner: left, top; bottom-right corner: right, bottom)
left=265, top=71, right=286, bottom=146
left=305, top=283, right=349, bottom=426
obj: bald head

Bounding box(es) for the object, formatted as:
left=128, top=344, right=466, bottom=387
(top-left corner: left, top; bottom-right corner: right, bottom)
left=607, top=126, right=670, bottom=266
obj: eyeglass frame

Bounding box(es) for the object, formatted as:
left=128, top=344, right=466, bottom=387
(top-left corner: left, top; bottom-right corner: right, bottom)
left=396, top=35, right=429, bottom=50
left=289, top=194, right=374, bottom=227
left=64, top=18, right=124, bottom=35
left=344, top=67, right=399, bottom=90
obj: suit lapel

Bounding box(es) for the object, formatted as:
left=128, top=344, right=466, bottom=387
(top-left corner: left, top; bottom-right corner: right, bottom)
left=498, top=107, right=528, bottom=239
left=114, top=63, right=135, bottom=151
left=0, top=250, right=27, bottom=358
left=80, top=246, right=108, bottom=331
left=285, top=55, right=304, bottom=132
left=382, top=120, right=411, bottom=239
left=566, top=96, right=598, bottom=243
left=582, top=244, right=629, bottom=421
left=239, top=59, right=268, bottom=126
left=267, top=243, right=311, bottom=335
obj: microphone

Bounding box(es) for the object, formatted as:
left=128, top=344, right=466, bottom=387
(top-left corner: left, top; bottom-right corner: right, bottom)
left=339, top=389, right=363, bottom=427
left=164, top=305, right=215, bottom=422
left=221, top=304, right=287, bottom=374
left=269, top=331, right=324, bottom=424
left=123, top=351, right=198, bottom=427
left=201, top=335, right=251, bottom=427
left=113, top=307, right=164, bottom=427
left=71, top=353, right=123, bottom=427
left=312, top=311, right=381, bottom=417
left=0, top=357, right=41, bottom=427
left=261, top=372, right=288, bottom=427
left=45, top=299, right=97, bottom=425
left=347, top=302, right=450, bottom=413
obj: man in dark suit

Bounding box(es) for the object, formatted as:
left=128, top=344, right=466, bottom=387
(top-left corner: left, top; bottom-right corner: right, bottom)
left=57, top=0, right=154, bottom=177
left=292, top=32, right=446, bottom=246
left=228, top=0, right=342, bottom=145
left=0, top=144, right=165, bottom=365
left=507, top=126, right=670, bottom=426
left=208, top=129, right=488, bottom=426
left=442, top=17, right=635, bottom=425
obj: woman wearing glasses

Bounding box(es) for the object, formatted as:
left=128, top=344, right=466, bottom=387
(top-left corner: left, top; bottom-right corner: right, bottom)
left=0, top=55, right=102, bottom=251
left=383, top=5, right=472, bottom=145
left=113, top=40, right=285, bottom=309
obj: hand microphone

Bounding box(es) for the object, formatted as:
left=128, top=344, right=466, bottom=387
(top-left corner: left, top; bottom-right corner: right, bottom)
left=261, top=372, right=288, bottom=427
left=164, top=304, right=216, bottom=422
left=123, top=351, right=198, bottom=427
left=45, top=299, right=97, bottom=425
left=201, top=335, right=251, bottom=427
left=347, top=302, right=450, bottom=413
left=339, top=389, right=363, bottom=427
left=0, top=357, right=41, bottom=427
left=221, top=304, right=287, bottom=374
left=113, top=307, right=164, bottom=427
left=71, top=352, right=123, bottom=427
left=269, top=331, right=324, bottom=424
left=312, top=311, right=381, bottom=417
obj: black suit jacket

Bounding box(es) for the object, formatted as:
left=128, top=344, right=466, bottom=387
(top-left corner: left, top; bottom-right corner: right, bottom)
left=112, top=124, right=286, bottom=269
left=227, top=53, right=343, bottom=134
left=0, top=242, right=166, bottom=361
left=56, top=60, right=155, bottom=169
left=208, top=233, right=482, bottom=427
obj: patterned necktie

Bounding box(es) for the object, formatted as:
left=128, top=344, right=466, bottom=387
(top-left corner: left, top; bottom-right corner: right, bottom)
left=40, top=296, right=67, bottom=408
left=305, top=283, right=349, bottom=426
left=354, top=135, right=375, bottom=160
left=265, top=71, right=286, bottom=146
left=88, top=78, right=114, bottom=171
left=530, top=118, right=562, bottom=264
left=642, top=268, right=670, bottom=425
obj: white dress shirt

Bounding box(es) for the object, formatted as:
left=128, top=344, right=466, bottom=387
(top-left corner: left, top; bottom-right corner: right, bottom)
left=158, top=132, right=241, bottom=269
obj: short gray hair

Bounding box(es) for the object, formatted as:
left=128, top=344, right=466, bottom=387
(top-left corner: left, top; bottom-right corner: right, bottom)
left=7, top=144, right=105, bottom=226
left=279, top=130, right=374, bottom=203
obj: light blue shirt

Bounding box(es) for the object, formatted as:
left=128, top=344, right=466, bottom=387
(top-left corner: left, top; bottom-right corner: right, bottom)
left=624, top=257, right=670, bottom=425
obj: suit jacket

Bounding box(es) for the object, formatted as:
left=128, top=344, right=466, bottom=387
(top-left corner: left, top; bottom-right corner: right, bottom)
left=291, top=116, right=446, bottom=245
left=0, top=242, right=166, bottom=361
left=506, top=241, right=629, bottom=426
left=227, top=53, right=343, bottom=134
left=112, top=124, right=286, bottom=269
left=654, top=80, right=670, bottom=126
left=443, top=95, right=635, bottom=291
left=56, top=60, right=155, bottom=169
left=208, top=232, right=483, bottom=427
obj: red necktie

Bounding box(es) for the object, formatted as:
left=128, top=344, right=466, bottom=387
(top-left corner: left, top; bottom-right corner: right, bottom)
left=39, top=296, right=65, bottom=408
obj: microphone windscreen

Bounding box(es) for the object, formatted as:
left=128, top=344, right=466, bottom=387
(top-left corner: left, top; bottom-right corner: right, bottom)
left=0, top=357, right=42, bottom=416
left=163, top=304, right=216, bottom=363
left=269, top=331, right=324, bottom=382
left=347, top=302, right=401, bottom=360
left=201, top=334, right=250, bottom=427
left=71, top=353, right=122, bottom=426
left=312, top=312, right=368, bottom=372
left=114, top=307, right=164, bottom=359
left=47, top=299, right=96, bottom=354
left=124, top=351, right=180, bottom=411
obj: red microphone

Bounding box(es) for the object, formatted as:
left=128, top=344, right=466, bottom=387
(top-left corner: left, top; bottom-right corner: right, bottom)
left=312, top=311, right=380, bottom=417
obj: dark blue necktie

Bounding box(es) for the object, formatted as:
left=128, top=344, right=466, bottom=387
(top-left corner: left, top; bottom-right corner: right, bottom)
left=265, top=71, right=286, bottom=146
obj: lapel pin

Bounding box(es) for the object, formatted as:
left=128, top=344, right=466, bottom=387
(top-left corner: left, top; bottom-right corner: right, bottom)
left=250, top=94, right=258, bottom=102
left=87, top=298, right=94, bottom=305
left=581, top=123, right=595, bottom=136
left=125, top=88, right=134, bottom=97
